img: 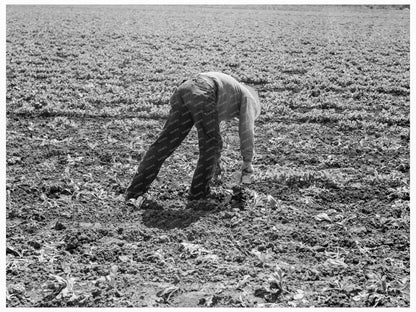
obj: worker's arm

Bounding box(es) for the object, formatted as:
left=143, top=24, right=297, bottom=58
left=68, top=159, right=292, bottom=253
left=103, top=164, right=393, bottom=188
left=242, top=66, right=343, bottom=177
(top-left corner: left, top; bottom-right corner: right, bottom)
left=239, top=93, right=257, bottom=175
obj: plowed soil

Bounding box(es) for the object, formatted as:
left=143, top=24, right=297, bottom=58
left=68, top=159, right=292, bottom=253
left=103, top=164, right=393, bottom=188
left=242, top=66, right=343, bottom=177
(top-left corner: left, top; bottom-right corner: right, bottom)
left=6, top=5, right=410, bottom=307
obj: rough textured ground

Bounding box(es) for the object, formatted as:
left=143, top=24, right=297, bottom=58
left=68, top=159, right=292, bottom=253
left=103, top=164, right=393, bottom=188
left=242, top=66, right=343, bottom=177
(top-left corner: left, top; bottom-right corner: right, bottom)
left=6, top=5, right=410, bottom=307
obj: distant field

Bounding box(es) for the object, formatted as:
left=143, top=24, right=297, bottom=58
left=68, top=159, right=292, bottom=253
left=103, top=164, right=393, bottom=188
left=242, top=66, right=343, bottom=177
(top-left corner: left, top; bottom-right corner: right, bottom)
left=6, top=5, right=410, bottom=307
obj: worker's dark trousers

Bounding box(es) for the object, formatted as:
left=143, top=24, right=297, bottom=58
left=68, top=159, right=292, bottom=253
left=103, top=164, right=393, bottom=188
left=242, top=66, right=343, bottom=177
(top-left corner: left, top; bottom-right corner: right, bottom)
left=125, top=75, right=222, bottom=200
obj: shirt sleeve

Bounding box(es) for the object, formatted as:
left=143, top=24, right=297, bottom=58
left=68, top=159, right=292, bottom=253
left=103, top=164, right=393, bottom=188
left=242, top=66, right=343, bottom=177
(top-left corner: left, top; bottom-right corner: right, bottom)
left=239, top=93, right=257, bottom=163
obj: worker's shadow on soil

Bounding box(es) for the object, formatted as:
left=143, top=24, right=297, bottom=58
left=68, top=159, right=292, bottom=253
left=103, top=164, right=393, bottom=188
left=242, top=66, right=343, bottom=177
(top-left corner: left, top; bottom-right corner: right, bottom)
left=141, top=199, right=217, bottom=230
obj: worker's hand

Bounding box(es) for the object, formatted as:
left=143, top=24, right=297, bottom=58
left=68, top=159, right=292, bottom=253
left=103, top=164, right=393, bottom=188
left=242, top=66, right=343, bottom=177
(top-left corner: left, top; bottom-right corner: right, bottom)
left=212, top=160, right=224, bottom=183
left=241, top=161, right=254, bottom=174
left=241, top=161, right=254, bottom=184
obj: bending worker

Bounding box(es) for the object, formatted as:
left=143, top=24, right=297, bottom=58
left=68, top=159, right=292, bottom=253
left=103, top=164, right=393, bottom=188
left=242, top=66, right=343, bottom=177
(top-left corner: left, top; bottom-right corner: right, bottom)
left=125, top=71, right=261, bottom=202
